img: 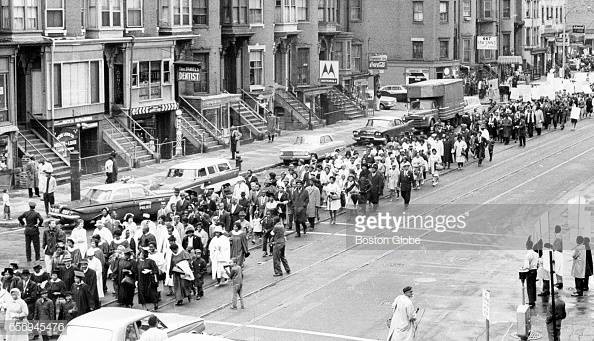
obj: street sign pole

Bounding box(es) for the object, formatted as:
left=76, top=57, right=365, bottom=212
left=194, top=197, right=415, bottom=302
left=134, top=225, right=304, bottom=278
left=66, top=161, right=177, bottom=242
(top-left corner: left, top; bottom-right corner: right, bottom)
left=549, top=250, right=556, bottom=341
left=482, top=289, right=490, bottom=341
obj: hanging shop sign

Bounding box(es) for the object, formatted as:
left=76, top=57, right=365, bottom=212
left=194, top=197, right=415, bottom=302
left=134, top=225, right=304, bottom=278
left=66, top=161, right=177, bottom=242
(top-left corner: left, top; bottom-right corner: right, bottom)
left=178, top=66, right=201, bottom=82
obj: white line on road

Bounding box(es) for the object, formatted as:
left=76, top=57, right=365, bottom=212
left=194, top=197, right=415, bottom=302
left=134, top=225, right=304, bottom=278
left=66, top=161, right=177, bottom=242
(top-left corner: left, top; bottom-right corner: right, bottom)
left=205, top=320, right=379, bottom=341
left=0, top=228, right=23, bottom=235
left=481, top=145, right=594, bottom=206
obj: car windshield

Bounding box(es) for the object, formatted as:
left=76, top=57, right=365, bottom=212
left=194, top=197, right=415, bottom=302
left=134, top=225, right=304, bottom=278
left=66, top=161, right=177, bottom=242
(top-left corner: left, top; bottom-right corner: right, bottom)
left=166, top=168, right=195, bottom=179
left=294, top=136, right=315, bottom=145
left=83, top=189, right=111, bottom=202
left=366, top=120, right=392, bottom=128
left=58, top=326, right=113, bottom=341
left=410, top=100, right=433, bottom=110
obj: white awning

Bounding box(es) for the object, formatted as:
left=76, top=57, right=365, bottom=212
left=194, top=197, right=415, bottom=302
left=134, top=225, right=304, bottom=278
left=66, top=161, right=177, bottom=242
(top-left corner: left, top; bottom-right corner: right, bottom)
left=497, top=56, right=523, bottom=65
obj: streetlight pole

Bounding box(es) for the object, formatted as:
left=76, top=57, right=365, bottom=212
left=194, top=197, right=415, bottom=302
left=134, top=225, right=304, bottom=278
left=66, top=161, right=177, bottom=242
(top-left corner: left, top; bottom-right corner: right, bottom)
left=562, top=3, right=567, bottom=79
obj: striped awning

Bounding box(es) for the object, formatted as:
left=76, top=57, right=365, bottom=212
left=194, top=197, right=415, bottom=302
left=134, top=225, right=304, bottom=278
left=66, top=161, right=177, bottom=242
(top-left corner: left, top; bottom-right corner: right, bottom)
left=497, top=56, right=523, bottom=65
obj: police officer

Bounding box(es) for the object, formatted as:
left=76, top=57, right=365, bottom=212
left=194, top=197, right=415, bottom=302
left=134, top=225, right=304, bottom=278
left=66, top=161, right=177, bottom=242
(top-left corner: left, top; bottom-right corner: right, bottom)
left=18, top=201, right=44, bottom=262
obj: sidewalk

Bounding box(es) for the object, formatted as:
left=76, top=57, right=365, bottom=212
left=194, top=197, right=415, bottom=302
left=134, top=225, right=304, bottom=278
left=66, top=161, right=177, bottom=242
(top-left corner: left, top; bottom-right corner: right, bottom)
left=0, top=115, right=374, bottom=227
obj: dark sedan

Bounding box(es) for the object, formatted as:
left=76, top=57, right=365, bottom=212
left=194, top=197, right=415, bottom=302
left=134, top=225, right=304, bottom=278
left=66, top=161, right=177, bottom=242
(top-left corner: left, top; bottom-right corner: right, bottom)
left=353, top=118, right=412, bottom=144
left=50, top=183, right=170, bottom=228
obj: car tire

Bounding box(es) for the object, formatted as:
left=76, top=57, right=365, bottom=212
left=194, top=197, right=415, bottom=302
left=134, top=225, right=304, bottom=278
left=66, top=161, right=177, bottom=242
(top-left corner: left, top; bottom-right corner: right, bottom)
left=380, top=103, right=386, bottom=110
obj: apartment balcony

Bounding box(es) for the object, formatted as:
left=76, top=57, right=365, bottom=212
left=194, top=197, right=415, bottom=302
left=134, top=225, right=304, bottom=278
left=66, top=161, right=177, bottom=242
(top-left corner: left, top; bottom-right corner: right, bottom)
left=221, top=24, right=255, bottom=38
left=477, top=16, right=496, bottom=23
left=221, top=5, right=255, bottom=37
left=318, top=21, right=342, bottom=35
left=0, top=0, right=43, bottom=41
left=275, top=7, right=300, bottom=36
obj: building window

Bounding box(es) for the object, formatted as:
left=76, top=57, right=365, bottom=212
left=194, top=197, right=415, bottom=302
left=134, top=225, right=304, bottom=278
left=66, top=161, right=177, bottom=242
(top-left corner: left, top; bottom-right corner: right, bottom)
left=462, top=0, right=471, bottom=18
left=126, top=0, right=142, bottom=27
left=296, top=48, right=309, bottom=84
left=250, top=0, right=263, bottom=24
left=502, top=0, right=510, bottom=18
left=439, top=2, right=448, bottom=22
left=0, top=73, right=6, bottom=120
left=318, top=0, right=337, bottom=22
left=480, top=49, right=494, bottom=61
left=352, top=44, right=362, bottom=72
left=463, top=38, right=471, bottom=62
left=439, top=40, right=449, bottom=59
left=413, top=2, right=423, bottom=22
left=193, top=53, right=209, bottom=93
left=132, top=60, right=168, bottom=100
left=249, top=49, right=264, bottom=86
left=222, top=0, right=248, bottom=24
left=297, top=0, right=308, bottom=21
left=502, top=32, right=511, bottom=55
left=192, top=0, right=208, bottom=25
left=482, top=0, right=492, bottom=18
left=101, top=0, right=122, bottom=27
left=7, top=0, right=39, bottom=30
left=173, top=0, right=190, bottom=26
left=332, top=41, right=343, bottom=68
left=412, top=41, right=423, bottom=59
left=46, top=0, right=64, bottom=29
left=525, top=27, right=530, bottom=46
left=55, top=61, right=101, bottom=107
left=350, top=0, right=361, bottom=21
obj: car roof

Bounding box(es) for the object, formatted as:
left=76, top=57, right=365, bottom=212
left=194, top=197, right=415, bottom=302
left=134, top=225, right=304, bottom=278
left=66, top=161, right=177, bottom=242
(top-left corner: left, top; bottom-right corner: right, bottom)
left=67, top=307, right=151, bottom=329
left=170, top=158, right=232, bottom=170
left=368, top=118, right=393, bottom=121
left=297, top=133, right=335, bottom=139
left=407, top=79, right=462, bottom=87
left=90, top=183, right=143, bottom=191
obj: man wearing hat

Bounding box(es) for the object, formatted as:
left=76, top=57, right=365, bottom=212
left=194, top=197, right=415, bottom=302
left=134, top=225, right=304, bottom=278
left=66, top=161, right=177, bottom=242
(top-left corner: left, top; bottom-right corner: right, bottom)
left=40, top=168, right=57, bottom=217
left=291, top=180, right=309, bottom=237
left=34, top=289, right=55, bottom=339
left=232, top=178, right=249, bottom=202
left=31, top=264, right=49, bottom=285
left=71, top=270, right=92, bottom=316
left=51, top=241, right=71, bottom=272
left=18, top=200, right=44, bottom=262
left=397, top=162, right=415, bottom=213
left=546, top=289, right=566, bottom=341
left=2, top=267, right=22, bottom=291
left=20, top=269, right=38, bottom=320
left=42, top=219, right=66, bottom=273
left=182, top=226, right=203, bottom=252
left=105, top=151, right=118, bottom=184
left=387, top=286, right=417, bottom=341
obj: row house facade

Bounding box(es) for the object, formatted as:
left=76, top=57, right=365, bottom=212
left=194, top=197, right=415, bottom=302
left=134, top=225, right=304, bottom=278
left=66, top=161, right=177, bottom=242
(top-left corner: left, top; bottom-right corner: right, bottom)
left=350, top=0, right=460, bottom=85
left=456, top=0, right=524, bottom=78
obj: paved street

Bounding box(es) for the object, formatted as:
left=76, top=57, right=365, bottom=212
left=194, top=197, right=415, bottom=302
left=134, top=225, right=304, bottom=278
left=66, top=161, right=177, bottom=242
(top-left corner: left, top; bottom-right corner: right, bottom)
left=3, top=115, right=594, bottom=340
left=113, top=119, right=594, bottom=340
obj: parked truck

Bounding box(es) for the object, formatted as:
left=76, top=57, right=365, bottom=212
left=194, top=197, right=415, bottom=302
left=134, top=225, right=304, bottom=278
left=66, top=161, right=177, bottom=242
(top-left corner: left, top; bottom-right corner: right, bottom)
left=403, top=79, right=465, bottom=131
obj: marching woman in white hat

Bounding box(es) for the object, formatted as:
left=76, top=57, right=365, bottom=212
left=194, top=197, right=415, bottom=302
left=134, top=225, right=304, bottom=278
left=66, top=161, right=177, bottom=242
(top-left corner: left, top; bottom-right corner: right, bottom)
left=209, top=226, right=230, bottom=287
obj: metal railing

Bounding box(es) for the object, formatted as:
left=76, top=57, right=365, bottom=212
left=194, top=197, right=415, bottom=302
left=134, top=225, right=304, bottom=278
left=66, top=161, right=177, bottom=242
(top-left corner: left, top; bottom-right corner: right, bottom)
left=118, top=110, right=158, bottom=151
left=156, top=140, right=185, bottom=159
left=240, top=89, right=272, bottom=120
left=277, top=88, right=321, bottom=123
left=102, top=117, right=135, bottom=167
left=26, top=112, right=70, bottom=166
left=275, top=91, right=312, bottom=126
left=178, top=115, right=206, bottom=154
left=179, top=97, right=226, bottom=145
left=234, top=100, right=266, bottom=134
left=17, top=131, right=49, bottom=163
left=328, top=87, right=361, bottom=109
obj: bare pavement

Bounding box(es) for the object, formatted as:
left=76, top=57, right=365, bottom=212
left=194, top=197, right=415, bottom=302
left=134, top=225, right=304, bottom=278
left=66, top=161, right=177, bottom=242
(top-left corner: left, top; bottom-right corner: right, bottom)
left=1, top=114, right=594, bottom=340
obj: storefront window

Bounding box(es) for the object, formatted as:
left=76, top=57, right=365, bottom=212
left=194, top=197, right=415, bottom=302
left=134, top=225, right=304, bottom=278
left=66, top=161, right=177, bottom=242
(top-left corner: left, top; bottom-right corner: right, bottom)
left=134, top=60, right=168, bottom=100
left=193, top=53, right=209, bottom=93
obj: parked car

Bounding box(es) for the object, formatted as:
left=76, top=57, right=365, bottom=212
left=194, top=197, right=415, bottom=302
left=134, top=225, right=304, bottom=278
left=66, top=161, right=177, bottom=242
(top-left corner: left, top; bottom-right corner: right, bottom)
left=279, top=134, right=344, bottom=164
left=380, top=85, right=408, bottom=102
left=353, top=118, right=412, bottom=144
left=151, top=158, right=244, bottom=196
left=366, top=90, right=398, bottom=110
left=50, top=183, right=170, bottom=228
left=57, top=307, right=205, bottom=341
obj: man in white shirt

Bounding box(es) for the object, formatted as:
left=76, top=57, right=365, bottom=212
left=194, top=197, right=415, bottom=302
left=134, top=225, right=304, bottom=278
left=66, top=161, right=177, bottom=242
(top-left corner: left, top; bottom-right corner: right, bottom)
left=139, top=315, right=168, bottom=341
left=522, top=238, right=539, bottom=308
left=41, top=170, right=57, bottom=217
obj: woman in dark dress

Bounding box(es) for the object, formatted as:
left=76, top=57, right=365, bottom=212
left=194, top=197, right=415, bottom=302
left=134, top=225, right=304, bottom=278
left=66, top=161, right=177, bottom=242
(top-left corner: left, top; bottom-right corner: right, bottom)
left=137, top=248, right=159, bottom=311
left=114, top=249, right=136, bottom=308
left=585, top=237, right=593, bottom=291
left=442, top=134, right=454, bottom=169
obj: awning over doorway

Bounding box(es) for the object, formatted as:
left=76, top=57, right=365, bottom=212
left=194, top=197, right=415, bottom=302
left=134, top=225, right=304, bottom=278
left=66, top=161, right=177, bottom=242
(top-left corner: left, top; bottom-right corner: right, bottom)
left=497, top=56, right=523, bottom=65
left=0, top=124, right=18, bottom=136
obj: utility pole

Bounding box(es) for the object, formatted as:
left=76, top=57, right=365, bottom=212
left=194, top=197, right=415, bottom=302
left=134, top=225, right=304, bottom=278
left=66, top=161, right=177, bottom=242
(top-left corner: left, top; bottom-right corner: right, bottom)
left=549, top=250, right=557, bottom=341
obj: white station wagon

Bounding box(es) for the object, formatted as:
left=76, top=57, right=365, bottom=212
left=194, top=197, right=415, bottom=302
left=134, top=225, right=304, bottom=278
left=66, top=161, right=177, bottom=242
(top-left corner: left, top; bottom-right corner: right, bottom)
left=279, top=133, right=344, bottom=164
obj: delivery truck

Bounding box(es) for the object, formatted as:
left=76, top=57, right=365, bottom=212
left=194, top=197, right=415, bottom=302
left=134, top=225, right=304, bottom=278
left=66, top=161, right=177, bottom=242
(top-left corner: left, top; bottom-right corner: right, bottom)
left=403, top=79, right=465, bottom=132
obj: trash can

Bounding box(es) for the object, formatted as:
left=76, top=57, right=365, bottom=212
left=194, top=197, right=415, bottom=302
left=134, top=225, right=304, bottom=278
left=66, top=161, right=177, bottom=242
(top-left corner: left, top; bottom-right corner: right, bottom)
left=235, top=156, right=243, bottom=171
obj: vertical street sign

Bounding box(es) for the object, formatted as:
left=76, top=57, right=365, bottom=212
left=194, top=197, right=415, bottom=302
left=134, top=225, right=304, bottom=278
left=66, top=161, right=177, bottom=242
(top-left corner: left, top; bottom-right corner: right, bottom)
left=482, top=289, right=490, bottom=341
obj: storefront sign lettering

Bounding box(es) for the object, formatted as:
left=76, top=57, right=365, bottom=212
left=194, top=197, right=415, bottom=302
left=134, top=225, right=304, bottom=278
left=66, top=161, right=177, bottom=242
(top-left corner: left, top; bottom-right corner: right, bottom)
left=178, top=66, right=201, bottom=82
left=368, top=55, right=388, bottom=70
left=54, top=115, right=99, bottom=127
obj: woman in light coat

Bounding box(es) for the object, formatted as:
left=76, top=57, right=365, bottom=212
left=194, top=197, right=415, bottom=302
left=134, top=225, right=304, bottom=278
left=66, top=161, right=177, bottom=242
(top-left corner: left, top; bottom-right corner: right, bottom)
left=452, top=135, right=467, bottom=170
left=324, top=176, right=341, bottom=224
left=70, top=219, right=88, bottom=257
left=2, top=288, right=28, bottom=341
left=572, top=236, right=587, bottom=296
left=208, top=227, right=230, bottom=286
left=386, top=163, right=400, bottom=200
